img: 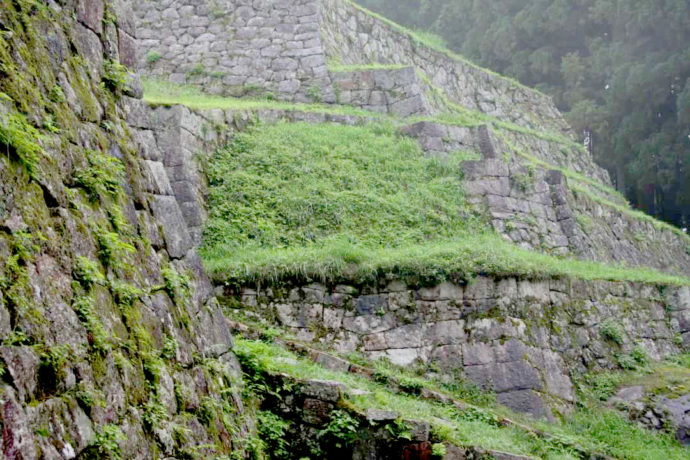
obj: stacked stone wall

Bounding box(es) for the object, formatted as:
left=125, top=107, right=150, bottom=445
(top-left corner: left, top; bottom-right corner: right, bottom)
left=226, top=278, right=690, bottom=417
left=0, top=1, right=249, bottom=456
left=134, top=0, right=334, bottom=102
left=331, top=66, right=433, bottom=117
left=459, top=129, right=690, bottom=275
left=318, top=0, right=572, bottom=136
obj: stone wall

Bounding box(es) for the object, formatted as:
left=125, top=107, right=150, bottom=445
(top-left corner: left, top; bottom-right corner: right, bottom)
left=226, top=278, right=690, bottom=417
left=251, top=371, right=531, bottom=459
left=331, top=66, right=432, bottom=117
left=0, top=1, right=249, bottom=457
left=318, top=0, right=572, bottom=136
left=458, top=127, right=690, bottom=275
left=134, top=0, right=334, bottom=102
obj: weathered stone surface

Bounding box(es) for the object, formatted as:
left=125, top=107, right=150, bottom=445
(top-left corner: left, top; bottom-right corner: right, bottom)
left=331, top=66, right=430, bottom=116
left=496, top=390, right=550, bottom=419
left=0, top=347, right=40, bottom=402
left=73, top=23, right=104, bottom=79
left=134, top=0, right=334, bottom=103
left=365, top=408, right=398, bottom=422
left=300, top=379, right=344, bottom=402
left=302, top=398, right=333, bottom=424
left=76, top=0, right=104, bottom=34
left=0, top=387, right=38, bottom=459
left=0, top=1, right=258, bottom=456
left=150, top=195, right=193, bottom=258
left=232, top=275, right=688, bottom=418
left=658, top=394, right=690, bottom=444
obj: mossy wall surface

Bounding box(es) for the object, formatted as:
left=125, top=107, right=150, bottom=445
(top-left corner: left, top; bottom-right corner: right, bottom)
left=226, top=276, right=690, bottom=418
left=0, top=0, right=251, bottom=457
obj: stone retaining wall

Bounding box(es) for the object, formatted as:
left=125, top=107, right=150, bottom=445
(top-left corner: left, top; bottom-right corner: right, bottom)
left=255, top=373, right=531, bottom=459
left=458, top=127, right=690, bottom=275
left=225, top=278, right=690, bottom=417
left=331, top=66, right=432, bottom=117
left=0, top=0, right=248, bottom=456
left=318, top=0, right=572, bottom=136
left=134, top=0, right=334, bottom=102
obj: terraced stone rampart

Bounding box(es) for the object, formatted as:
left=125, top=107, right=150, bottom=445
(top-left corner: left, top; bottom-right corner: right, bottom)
left=318, top=0, right=572, bottom=136
left=224, top=278, right=690, bottom=417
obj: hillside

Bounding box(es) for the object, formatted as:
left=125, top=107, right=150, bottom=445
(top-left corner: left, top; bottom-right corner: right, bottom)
left=0, top=0, right=687, bottom=458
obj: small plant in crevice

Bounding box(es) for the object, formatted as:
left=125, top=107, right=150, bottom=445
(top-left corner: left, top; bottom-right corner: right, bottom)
left=599, top=318, right=625, bottom=345
left=0, top=110, right=44, bottom=180
left=145, top=51, right=162, bottom=66
left=4, top=329, right=33, bottom=346
left=577, top=372, right=623, bottom=402
left=616, top=345, right=651, bottom=371
left=142, top=397, right=168, bottom=431
left=431, top=442, right=447, bottom=459
left=256, top=411, right=291, bottom=459
left=42, top=113, right=59, bottom=133
left=197, top=396, right=220, bottom=427
left=48, top=84, right=66, bottom=103
left=576, top=214, right=595, bottom=235
left=73, top=256, right=105, bottom=289
left=39, top=344, right=71, bottom=391
left=397, top=376, right=424, bottom=395
left=142, top=352, right=164, bottom=389
left=96, top=230, right=134, bottom=270
left=512, top=170, right=534, bottom=192
left=75, top=385, right=104, bottom=415
left=161, top=335, right=179, bottom=360
left=72, top=296, right=110, bottom=353
left=108, top=204, right=131, bottom=234
left=73, top=149, right=125, bottom=203
left=102, top=59, right=128, bottom=94
left=161, top=267, right=191, bottom=306
left=258, top=327, right=280, bottom=343
left=110, top=280, right=142, bottom=309
left=386, top=418, right=412, bottom=441
left=318, top=409, right=360, bottom=449
left=86, top=424, right=124, bottom=460
left=306, top=85, right=322, bottom=103
left=187, top=62, right=206, bottom=78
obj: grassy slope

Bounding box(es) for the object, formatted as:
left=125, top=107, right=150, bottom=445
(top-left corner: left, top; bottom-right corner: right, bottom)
left=142, top=78, right=383, bottom=118
left=144, top=78, right=688, bottom=241
left=234, top=336, right=690, bottom=460
left=199, top=120, right=690, bottom=286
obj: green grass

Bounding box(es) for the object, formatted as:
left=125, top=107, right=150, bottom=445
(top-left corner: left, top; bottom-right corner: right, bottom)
left=141, top=78, right=384, bottom=118
left=234, top=338, right=690, bottom=460
left=200, top=120, right=690, bottom=287
left=204, top=232, right=690, bottom=286
left=201, top=121, right=474, bottom=252
left=144, top=80, right=687, bottom=276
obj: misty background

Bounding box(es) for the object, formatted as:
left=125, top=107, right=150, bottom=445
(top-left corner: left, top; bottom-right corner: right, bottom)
left=358, top=0, right=690, bottom=229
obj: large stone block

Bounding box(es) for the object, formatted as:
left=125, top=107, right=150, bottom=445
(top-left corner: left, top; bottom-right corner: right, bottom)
left=0, top=347, right=39, bottom=402
left=77, top=0, right=104, bottom=34
left=150, top=195, right=193, bottom=258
